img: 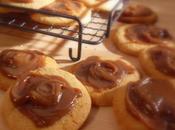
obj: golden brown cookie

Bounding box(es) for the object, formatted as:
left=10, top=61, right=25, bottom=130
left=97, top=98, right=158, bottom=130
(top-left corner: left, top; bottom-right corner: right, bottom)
left=113, top=78, right=175, bottom=130
left=69, top=56, right=140, bottom=106
left=78, top=0, right=121, bottom=12
left=0, top=49, right=58, bottom=91
left=113, top=24, right=174, bottom=56
left=119, top=4, right=158, bottom=24
left=139, top=45, right=175, bottom=80
left=31, top=0, right=92, bottom=26
left=1, top=67, right=91, bottom=130
left=0, top=0, right=55, bottom=9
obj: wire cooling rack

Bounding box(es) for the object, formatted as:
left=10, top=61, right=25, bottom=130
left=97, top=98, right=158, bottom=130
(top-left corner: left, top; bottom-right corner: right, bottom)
left=0, top=0, right=125, bottom=61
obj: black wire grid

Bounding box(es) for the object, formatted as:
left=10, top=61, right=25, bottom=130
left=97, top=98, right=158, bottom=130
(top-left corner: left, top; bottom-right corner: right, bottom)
left=0, top=0, right=125, bottom=61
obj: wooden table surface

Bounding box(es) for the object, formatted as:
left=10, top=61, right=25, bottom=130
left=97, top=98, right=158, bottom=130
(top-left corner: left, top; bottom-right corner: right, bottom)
left=0, top=0, right=175, bottom=130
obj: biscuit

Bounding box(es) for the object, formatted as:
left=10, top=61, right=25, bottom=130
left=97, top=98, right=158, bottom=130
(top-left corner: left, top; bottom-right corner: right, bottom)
left=113, top=78, right=175, bottom=130
left=0, top=0, right=55, bottom=9
left=0, top=49, right=58, bottom=91
left=139, top=45, right=175, bottom=80
left=119, top=4, right=158, bottom=24
left=112, top=85, right=149, bottom=130
left=31, top=0, right=92, bottom=26
left=113, top=24, right=174, bottom=56
left=1, top=67, right=91, bottom=130
left=70, top=56, right=140, bottom=106
left=79, top=0, right=121, bottom=12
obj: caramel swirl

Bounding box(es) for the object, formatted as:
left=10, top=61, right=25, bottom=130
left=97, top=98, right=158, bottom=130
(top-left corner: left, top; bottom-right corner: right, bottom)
left=127, top=78, right=175, bottom=130
left=73, top=57, right=133, bottom=90
left=0, top=49, right=44, bottom=79
left=43, top=0, right=82, bottom=16
left=149, top=46, right=175, bottom=77
left=126, top=25, right=172, bottom=44
left=10, top=74, right=82, bottom=127
left=122, top=5, right=153, bottom=17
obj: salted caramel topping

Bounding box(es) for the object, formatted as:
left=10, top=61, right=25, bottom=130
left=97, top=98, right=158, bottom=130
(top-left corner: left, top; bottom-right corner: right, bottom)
left=127, top=78, right=175, bottom=130
left=126, top=25, right=172, bottom=44
left=73, top=57, right=134, bottom=90
left=10, top=74, right=82, bottom=127
left=0, top=49, right=45, bottom=79
left=122, top=5, right=153, bottom=17
left=149, top=46, right=175, bottom=77
left=9, top=0, right=34, bottom=3
left=43, top=1, right=82, bottom=16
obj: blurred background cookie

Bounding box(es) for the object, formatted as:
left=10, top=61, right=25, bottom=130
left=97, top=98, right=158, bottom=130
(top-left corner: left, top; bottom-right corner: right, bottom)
left=113, top=24, right=174, bottom=56
left=113, top=78, right=175, bottom=130
left=31, top=0, right=92, bottom=26
left=119, top=4, right=158, bottom=24
left=139, top=45, right=175, bottom=80
left=0, top=49, right=58, bottom=91
left=1, top=67, right=91, bottom=130
left=69, top=56, right=140, bottom=106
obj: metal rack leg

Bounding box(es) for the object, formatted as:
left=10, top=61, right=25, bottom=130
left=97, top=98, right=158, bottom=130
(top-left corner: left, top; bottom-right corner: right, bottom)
left=68, top=21, right=83, bottom=62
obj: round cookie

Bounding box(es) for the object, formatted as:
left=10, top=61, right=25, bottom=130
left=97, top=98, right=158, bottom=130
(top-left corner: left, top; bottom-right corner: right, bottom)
left=139, top=45, right=175, bottom=80
left=112, top=83, right=148, bottom=130
left=0, top=0, right=55, bottom=9
left=31, top=0, right=92, bottom=26
left=113, top=78, right=175, bottom=130
left=113, top=24, right=174, bottom=56
left=0, top=49, right=58, bottom=91
left=1, top=67, right=91, bottom=130
left=70, top=56, right=140, bottom=106
left=78, top=0, right=121, bottom=12
left=119, top=4, right=158, bottom=24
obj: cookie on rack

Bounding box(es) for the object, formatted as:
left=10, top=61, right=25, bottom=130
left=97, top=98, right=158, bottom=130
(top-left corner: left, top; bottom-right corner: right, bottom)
left=0, top=0, right=55, bottom=9
left=113, top=78, right=175, bottom=130
left=0, top=49, right=58, bottom=91
left=31, top=0, right=92, bottom=26
left=139, top=45, right=175, bottom=80
left=119, top=4, right=158, bottom=24
left=1, top=67, right=91, bottom=130
left=69, top=56, right=140, bottom=106
left=113, top=24, right=174, bottom=56
left=78, top=0, right=121, bottom=12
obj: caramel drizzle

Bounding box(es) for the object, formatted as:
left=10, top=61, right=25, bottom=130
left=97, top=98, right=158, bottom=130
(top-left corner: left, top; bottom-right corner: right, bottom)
left=73, top=57, right=134, bottom=90
left=43, top=0, right=82, bottom=16
left=127, top=78, right=175, bottom=130
left=10, top=74, right=82, bottom=127
left=123, top=5, right=152, bottom=17
left=150, top=46, right=175, bottom=77
left=125, top=25, right=172, bottom=44
left=0, top=49, right=44, bottom=79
